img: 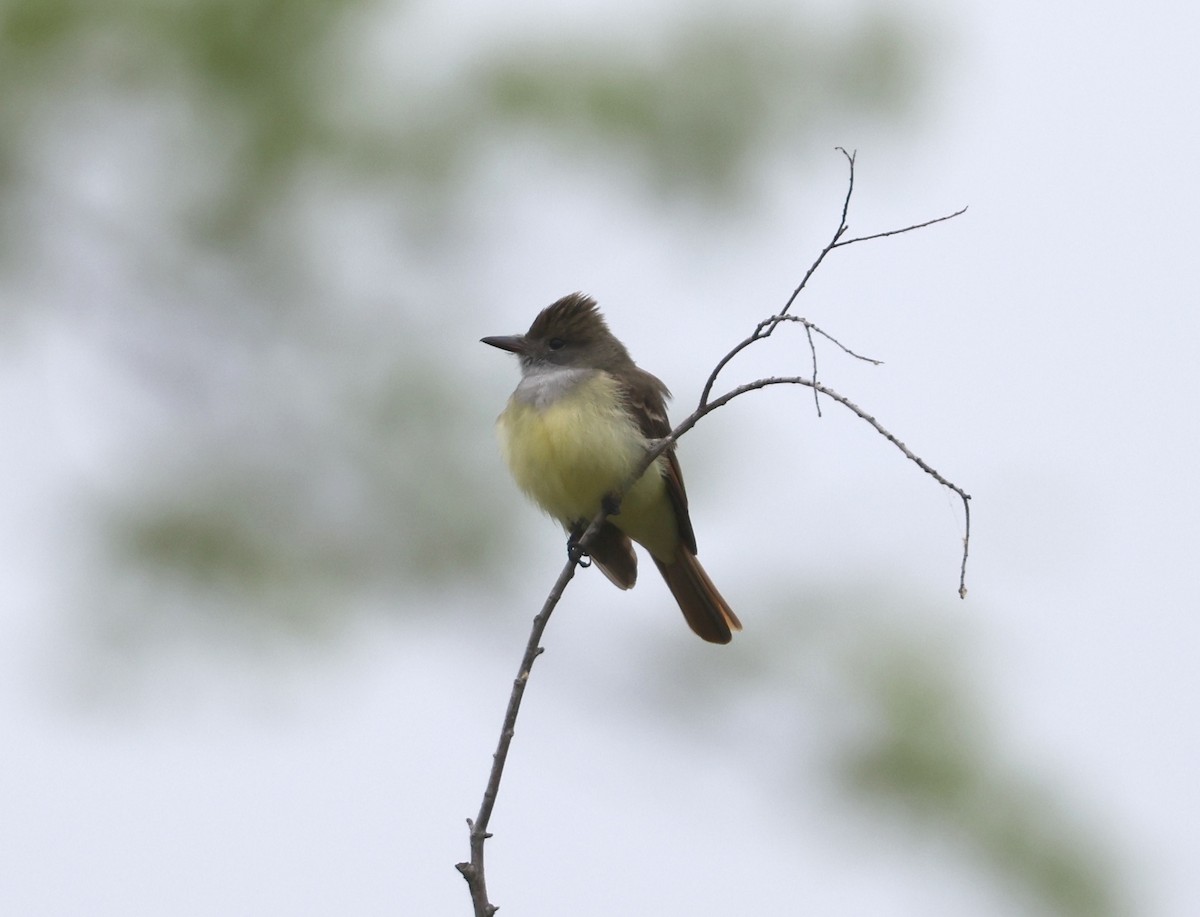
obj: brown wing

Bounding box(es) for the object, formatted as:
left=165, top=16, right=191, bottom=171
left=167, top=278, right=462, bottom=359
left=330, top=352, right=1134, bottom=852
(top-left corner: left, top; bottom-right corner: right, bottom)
left=617, top=366, right=698, bottom=556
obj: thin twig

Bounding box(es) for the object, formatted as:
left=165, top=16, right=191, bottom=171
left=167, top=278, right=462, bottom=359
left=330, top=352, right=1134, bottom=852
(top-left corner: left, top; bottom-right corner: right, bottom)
left=749, top=313, right=887, bottom=418
left=700, top=147, right=962, bottom=407
left=804, top=321, right=822, bottom=415
left=698, top=148, right=857, bottom=409
left=778, top=146, right=857, bottom=319
left=760, top=313, right=886, bottom=365
left=688, top=376, right=972, bottom=599
left=834, top=206, right=969, bottom=249
left=807, top=321, right=883, bottom=365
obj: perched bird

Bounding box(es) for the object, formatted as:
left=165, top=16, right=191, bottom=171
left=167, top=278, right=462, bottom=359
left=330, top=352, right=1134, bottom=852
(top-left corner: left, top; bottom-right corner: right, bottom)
left=482, top=293, right=741, bottom=643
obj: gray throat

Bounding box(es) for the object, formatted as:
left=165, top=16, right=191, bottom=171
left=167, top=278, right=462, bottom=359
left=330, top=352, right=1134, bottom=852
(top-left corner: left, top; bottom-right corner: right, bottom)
left=512, top=363, right=596, bottom=410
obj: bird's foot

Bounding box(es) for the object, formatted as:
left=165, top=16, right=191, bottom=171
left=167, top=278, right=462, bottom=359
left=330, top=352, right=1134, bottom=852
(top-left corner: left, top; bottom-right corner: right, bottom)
left=566, top=533, right=592, bottom=568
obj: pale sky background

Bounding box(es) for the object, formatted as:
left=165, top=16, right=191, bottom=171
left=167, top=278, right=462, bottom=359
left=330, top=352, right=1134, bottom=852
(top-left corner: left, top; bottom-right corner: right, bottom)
left=3, top=1, right=1199, bottom=916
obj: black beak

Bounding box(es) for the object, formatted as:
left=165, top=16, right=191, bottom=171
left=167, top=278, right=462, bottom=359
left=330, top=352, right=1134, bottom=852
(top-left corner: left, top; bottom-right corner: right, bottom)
left=481, top=334, right=525, bottom=354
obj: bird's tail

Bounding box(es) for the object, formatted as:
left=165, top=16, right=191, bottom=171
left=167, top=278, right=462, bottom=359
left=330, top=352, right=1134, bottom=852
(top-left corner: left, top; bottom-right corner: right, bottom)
left=653, top=551, right=741, bottom=644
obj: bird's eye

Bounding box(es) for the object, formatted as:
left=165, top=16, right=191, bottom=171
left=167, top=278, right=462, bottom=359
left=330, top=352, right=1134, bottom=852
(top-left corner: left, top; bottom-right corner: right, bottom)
left=548, top=338, right=566, bottom=350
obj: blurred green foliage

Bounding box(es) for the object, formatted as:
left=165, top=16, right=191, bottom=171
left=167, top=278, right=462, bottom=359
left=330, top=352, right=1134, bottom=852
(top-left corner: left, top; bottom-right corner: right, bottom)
left=483, top=13, right=917, bottom=198
left=651, top=585, right=1125, bottom=917
left=0, top=0, right=365, bottom=239
left=844, top=640, right=1123, bottom=917
left=0, top=0, right=921, bottom=238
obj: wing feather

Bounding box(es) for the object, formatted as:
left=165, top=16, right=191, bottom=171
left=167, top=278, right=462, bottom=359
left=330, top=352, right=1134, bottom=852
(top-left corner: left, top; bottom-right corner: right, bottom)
left=614, top=367, right=698, bottom=555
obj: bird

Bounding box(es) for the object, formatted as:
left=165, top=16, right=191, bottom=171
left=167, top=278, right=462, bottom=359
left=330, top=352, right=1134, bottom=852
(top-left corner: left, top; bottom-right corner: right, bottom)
left=482, top=292, right=741, bottom=643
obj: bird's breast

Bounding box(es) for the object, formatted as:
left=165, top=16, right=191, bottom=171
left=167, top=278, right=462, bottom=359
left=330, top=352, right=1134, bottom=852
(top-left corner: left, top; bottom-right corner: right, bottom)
left=497, top=371, right=663, bottom=529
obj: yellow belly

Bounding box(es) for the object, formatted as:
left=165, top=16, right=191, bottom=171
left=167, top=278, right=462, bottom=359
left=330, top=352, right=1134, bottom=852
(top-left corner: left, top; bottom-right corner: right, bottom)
left=496, top=374, right=679, bottom=560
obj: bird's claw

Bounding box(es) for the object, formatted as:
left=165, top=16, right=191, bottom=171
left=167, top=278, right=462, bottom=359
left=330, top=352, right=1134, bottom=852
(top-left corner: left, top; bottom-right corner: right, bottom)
left=566, top=534, right=592, bottom=567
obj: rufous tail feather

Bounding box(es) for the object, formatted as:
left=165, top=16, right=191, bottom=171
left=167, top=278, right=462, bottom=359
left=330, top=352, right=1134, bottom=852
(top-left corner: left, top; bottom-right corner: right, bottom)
left=653, top=552, right=741, bottom=644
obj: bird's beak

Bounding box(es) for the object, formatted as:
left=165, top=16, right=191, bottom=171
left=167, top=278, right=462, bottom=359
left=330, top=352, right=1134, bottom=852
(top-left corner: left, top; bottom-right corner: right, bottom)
left=481, top=334, right=526, bottom=354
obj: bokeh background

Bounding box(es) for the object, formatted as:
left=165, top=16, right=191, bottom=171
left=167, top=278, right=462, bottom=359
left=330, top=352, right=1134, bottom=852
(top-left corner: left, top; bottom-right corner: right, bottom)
left=3, top=1, right=1197, bottom=914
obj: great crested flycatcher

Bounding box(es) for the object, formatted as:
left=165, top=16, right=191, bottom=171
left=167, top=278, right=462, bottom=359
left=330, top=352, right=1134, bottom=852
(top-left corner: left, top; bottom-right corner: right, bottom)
left=482, top=292, right=741, bottom=644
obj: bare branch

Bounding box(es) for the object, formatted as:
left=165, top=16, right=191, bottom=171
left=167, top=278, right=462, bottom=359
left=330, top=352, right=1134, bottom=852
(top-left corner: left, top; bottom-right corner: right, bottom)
left=458, top=151, right=972, bottom=914
left=731, top=313, right=885, bottom=418
left=834, top=205, right=969, bottom=249
left=455, top=553, right=585, bottom=916
left=778, top=146, right=857, bottom=319
left=701, top=148, right=962, bottom=406
left=693, top=376, right=971, bottom=598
